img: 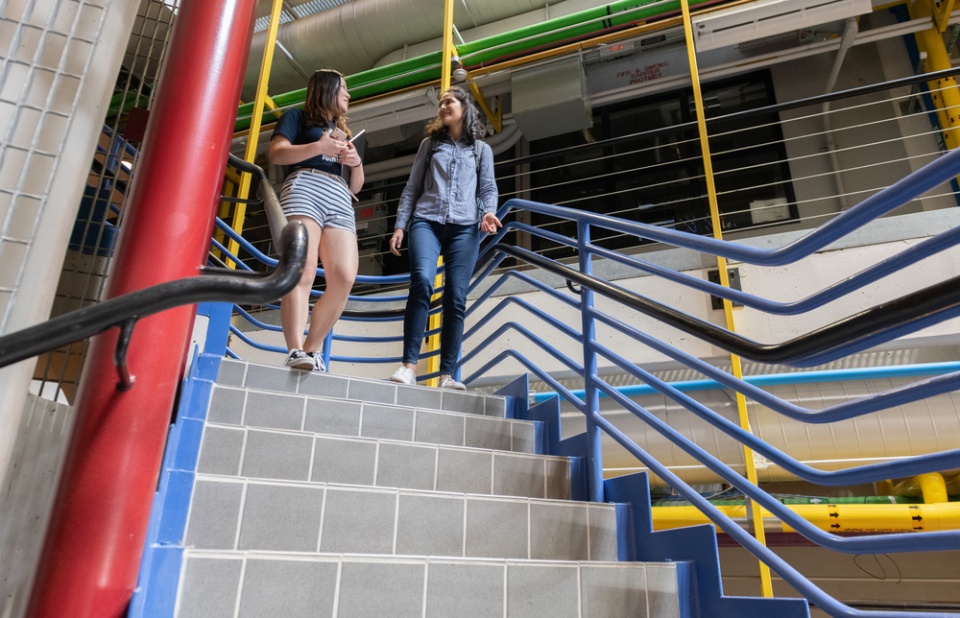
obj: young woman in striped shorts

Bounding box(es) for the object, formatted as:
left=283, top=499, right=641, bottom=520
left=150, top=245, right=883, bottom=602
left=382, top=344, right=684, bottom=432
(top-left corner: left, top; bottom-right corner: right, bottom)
left=269, top=69, right=364, bottom=372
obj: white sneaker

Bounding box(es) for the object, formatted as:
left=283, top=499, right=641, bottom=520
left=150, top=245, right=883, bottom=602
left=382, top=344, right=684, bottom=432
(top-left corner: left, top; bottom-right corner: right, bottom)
left=388, top=365, right=416, bottom=385
left=283, top=349, right=314, bottom=370
left=307, top=351, right=326, bottom=373
left=438, top=375, right=466, bottom=391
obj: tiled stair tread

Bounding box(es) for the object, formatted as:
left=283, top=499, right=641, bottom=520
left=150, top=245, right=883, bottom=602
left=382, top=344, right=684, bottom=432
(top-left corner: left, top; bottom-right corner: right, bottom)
left=215, top=358, right=507, bottom=417
left=177, top=551, right=682, bottom=618
left=199, top=423, right=571, bottom=499
left=185, top=475, right=620, bottom=562
left=208, top=384, right=535, bottom=453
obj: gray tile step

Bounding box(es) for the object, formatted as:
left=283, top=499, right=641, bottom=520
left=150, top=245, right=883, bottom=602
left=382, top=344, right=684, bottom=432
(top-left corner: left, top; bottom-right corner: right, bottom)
left=207, top=384, right=536, bottom=453
left=216, top=358, right=506, bottom=417
left=185, top=475, right=620, bottom=562
left=177, top=551, right=683, bottom=618
left=198, top=423, right=571, bottom=499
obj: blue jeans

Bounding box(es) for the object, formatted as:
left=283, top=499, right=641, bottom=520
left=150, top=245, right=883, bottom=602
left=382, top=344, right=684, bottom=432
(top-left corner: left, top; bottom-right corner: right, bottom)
left=402, top=218, right=481, bottom=376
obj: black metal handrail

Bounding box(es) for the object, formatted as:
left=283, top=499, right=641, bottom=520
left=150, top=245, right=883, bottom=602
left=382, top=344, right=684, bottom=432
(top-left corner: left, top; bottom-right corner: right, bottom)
left=0, top=221, right=306, bottom=389
left=0, top=157, right=307, bottom=390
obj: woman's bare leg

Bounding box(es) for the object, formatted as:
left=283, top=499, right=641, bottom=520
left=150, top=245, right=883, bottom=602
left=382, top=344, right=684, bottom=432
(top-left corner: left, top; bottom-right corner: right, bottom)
left=302, top=226, right=358, bottom=353
left=280, top=216, right=322, bottom=352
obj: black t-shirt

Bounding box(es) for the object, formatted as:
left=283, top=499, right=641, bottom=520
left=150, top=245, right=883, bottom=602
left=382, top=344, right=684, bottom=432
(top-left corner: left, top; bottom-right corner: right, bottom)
left=271, top=108, right=341, bottom=176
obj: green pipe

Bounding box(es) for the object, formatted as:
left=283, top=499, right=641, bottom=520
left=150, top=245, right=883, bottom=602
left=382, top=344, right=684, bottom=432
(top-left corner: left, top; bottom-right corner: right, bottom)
left=650, top=495, right=925, bottom=507
left=230, top=0, right=720, bottom=132
left=106, top=91, right=151, bottom=117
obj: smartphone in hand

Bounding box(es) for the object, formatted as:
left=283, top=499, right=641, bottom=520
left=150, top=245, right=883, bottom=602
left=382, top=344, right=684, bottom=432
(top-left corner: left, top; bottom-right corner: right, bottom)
left=329, top=128, right=347, bottom=141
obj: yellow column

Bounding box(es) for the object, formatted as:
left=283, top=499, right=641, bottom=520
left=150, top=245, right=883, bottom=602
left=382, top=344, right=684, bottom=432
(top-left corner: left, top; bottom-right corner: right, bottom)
left=909, top=0, right=960, bottom=151
left=425, top=0, right=457, bottom=385
left=679, top=0, right=773, bottom=598
left=226, top=0, right=285, bottom=268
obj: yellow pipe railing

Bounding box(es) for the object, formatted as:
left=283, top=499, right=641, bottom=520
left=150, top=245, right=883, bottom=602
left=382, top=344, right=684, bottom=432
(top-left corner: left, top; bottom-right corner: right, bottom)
left=889, top=472, right=952, bottom=503
left=652, top=501, right=960, bottom=533
left=679, top=0, right=773, bottom=598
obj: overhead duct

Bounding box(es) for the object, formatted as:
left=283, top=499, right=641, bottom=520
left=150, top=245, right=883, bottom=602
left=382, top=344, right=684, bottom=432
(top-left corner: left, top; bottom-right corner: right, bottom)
left=692, top=0, right=872, bottom=53
left=511, top=56, right=593, bottom=142
left=243, top=0, right=576, bottom=100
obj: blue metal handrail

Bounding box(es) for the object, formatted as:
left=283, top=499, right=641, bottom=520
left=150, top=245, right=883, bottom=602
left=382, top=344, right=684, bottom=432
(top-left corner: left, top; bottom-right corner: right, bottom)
left=214, top=144, right=960, bottom=617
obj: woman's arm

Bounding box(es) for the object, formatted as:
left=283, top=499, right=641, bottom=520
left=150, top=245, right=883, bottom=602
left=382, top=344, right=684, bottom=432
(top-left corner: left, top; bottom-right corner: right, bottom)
left=394, top=138, right=432, bottom=230
left=269, top=133, right=345, bottom=167
left=341, top=141, right=365, bottom=194
left=478, top=143, right=502, bottom=234
left=477, top=142, right=499, bottom=216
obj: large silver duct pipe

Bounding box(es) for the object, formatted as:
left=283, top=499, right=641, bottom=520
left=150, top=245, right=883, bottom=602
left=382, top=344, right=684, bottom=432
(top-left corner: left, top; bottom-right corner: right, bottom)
left=243, top=0, right=604, bottom=99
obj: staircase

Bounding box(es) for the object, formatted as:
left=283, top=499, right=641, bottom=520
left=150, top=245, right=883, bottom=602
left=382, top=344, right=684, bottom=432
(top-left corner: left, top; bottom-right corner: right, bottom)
left=130, top=352, right=809, bottom=617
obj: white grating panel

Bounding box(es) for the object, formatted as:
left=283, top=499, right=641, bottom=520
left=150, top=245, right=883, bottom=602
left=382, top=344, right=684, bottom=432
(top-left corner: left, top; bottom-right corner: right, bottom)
left=0, top=0, right=112, bottom=326
left=0, top=3, right=143, bottom=613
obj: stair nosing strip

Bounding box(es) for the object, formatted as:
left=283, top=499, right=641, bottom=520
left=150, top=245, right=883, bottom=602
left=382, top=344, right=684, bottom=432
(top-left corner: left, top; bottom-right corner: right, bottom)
left=211, top=383, right=517, bottom=421
left=181, top=548, right=651, bottom=569
left=191, top=472, right=614, bottom=508
left=202, top=421, right=564, bottom=461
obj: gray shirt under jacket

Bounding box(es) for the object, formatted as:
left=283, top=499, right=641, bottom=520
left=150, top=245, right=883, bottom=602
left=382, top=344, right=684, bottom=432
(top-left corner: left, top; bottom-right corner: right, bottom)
left=394, top=135, right=499, bottom=231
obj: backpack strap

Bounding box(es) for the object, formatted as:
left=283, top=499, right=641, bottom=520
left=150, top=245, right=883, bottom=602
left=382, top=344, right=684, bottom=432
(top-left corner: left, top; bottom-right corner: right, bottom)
left=475, top=140, right=485, bottom=217
left=419, top=136, right=438, bottom=192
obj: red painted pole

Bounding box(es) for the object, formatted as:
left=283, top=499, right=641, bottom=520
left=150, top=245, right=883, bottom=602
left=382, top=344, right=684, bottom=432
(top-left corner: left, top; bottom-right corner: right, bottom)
left=28, top=1, right=257, bottom=616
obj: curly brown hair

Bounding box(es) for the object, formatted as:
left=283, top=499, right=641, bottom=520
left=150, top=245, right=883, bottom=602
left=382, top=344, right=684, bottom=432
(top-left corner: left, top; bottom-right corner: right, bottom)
left=425, top=86, right=486, bottom=142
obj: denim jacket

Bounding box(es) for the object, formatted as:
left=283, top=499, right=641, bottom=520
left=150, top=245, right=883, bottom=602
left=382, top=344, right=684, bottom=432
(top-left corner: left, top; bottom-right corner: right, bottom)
left=394, top=135, right=499, bottom=230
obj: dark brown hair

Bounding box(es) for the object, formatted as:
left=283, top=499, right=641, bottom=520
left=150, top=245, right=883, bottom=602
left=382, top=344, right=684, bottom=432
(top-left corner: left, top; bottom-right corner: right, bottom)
left=303, top=69, right=350, bottom=136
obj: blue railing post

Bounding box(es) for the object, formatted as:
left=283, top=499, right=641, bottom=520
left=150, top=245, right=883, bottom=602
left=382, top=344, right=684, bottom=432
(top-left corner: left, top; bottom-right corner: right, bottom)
left=577, top=220, right=605, bottom=503
left=322, top=331, right=334, bottom=372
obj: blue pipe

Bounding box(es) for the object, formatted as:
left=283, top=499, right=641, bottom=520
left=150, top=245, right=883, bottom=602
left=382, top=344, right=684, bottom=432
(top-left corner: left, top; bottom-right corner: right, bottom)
left=532, top=361, right=960, bottom=402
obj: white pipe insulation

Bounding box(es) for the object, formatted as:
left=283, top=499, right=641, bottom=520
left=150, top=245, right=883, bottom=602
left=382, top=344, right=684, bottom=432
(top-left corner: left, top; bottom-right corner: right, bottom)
left=576, top=377, right=960, bottom=486
left=242, top=0, right=609, bottom=100
left=822, top=17, right=859, bottom=211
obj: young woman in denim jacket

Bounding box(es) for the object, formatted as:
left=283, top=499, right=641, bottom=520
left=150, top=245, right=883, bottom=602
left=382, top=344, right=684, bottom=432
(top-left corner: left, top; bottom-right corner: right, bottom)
left=387, top=87, right=501, bottom=390
left=270, top=69, right=364, bottom=372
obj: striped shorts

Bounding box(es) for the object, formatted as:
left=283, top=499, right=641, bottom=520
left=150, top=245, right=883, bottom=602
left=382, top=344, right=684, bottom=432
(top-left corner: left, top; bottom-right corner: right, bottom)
left=279, top=168, right=356, bottom=234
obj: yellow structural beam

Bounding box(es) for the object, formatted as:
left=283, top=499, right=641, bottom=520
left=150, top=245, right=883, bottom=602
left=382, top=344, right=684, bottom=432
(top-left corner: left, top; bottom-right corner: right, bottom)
left=213, top=178, right=237, bottom=260
left=425, top=0, right=458, bottom=386
left=931, top=0, right=956, bottom=33
left=467, top=81, right=502, bottom=133
left=680, top=0, right=773, bottom=598
left=226, top=0, right=285, bottom=269
left=909, top=0, right=960, bottom=151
